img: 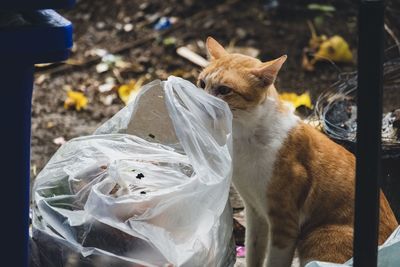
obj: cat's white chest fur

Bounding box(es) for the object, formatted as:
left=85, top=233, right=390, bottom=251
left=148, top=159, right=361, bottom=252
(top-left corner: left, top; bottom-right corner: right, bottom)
left=231, top=99, right=299, bottom=215
left=232, top=138, right=274, bottom=214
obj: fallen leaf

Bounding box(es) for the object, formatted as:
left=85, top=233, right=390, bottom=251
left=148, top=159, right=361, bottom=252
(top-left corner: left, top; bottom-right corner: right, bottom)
left=162, top=37, right=177, bottom=46
left=117, top=78, right=145, bottom=105
left=307, top=3, right=336, bottom=12
left=280, top=92, right=313, bottom=109
left=315, top=35, right=353, bottom=63
left=64, top=90, right=88, bottom=111
left=302, top=21, right=353, bottom=71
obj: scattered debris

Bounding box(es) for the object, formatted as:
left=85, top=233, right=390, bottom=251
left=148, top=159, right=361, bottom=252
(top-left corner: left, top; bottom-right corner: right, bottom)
left=46, top=121, right=55, bottom=129
left=99, top=94, right=116, bottom=106
left=176, top=46, right=209, bottom=67
left=123, top=23, right=133, bottom=32
left=96, top=21, right=106, bottom=30
left=236, top=246, right=246, bottom=258
left=153, top=16, right=178, bottom=30
left=63, top=90, right=88, bottom=111
left=35, top=63, right=54, bottom=68
left=53, top=137, right=66, bottom=146
left=92, top=48, right=108, bottom=57
left=95, top=53, right=130, bottom=74
left=35, top=74, right=47, bottom=85
left=384, top=23, right=400, bottom=55
left=383, top=110, right=400, bottom=142
left=31, top=164, right=37, bottom=177
left=226, top=46, right=260, bottom=58
left=98, top=77, right=116, bottom=93
left=98, top=83, right=114, bottom=93
left=96, top=62, right=109, bottom=73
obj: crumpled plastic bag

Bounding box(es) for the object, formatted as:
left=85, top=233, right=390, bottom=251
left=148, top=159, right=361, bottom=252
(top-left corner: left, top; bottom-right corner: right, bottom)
left=31, top=76, right=236, bottom=267
left=306, top=226, right=400, bottom=267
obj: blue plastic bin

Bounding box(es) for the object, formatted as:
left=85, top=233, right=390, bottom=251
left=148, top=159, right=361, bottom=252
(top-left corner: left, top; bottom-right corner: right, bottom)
left=0, top=2, right=73, bottom=266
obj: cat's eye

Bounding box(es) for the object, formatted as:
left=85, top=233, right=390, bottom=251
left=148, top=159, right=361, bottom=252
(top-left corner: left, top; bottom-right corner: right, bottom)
left=217, top=86, right=232, bottom=95
left=199, top=79, right=206, bottom=89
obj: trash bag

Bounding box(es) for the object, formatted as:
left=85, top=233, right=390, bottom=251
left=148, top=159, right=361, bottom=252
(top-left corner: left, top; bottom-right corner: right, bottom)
left=305, top=226, right=400, bottom=267
left=31, top=76, right=236, bottom=267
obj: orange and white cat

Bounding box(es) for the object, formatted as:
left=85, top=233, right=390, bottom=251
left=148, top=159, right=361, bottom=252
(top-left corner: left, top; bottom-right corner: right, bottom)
left=198, top=37, right=398, bottom=267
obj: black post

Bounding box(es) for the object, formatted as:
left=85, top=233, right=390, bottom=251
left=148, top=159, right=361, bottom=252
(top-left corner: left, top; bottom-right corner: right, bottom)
left=0, top=62, right=33, bottom=267
left=353, top=1, right=384, bottom=267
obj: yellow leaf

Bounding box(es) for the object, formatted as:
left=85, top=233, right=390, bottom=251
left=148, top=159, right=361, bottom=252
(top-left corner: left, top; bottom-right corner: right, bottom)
left=303, top=21, right=353, bottom=71
left=280, top=92, right=313, bottom=109
left=315, top=35, right=353, bottom=63
left=64, top=90, right=88, bottom=111
left=117, top=78, right=145, bottom=105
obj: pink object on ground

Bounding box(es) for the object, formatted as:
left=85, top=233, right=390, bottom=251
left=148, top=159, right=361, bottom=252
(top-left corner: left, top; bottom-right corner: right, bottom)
left=236, top=246, right=246, bottom=258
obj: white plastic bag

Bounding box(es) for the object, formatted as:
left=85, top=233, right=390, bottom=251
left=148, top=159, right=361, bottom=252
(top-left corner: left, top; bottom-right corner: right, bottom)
left=31, top=76, right=235, bottom=267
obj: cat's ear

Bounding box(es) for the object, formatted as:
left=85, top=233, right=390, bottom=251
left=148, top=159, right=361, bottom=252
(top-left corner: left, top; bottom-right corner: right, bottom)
left=206, top=37, right=227, bottom=60
left=250, top=55, right=287, bottom=86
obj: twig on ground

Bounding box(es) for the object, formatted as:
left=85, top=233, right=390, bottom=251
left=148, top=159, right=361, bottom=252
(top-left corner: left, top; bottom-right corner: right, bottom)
left=384, top=23, right=400, bottom=55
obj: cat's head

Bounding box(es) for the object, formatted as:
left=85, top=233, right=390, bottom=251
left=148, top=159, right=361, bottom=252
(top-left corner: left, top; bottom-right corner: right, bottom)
left=198, top=37, right=287, bottom=113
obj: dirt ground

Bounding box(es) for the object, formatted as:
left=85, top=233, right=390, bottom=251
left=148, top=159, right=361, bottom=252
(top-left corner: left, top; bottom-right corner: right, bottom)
left=31, top=0, right=400, bottom=256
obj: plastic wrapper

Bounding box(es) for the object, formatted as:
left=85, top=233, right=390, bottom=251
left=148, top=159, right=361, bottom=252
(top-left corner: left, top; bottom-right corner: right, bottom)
left=31, top=76, right=235, bottom=267
left=306, top=226, right=400, bottom=267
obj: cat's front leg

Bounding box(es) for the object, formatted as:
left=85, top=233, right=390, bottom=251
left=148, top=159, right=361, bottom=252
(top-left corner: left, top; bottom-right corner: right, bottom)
left=265, top=211, right=298, bottom=267
left=245, top=205, right=269, bottom=267
left=265, top=236, right=296, bottom=267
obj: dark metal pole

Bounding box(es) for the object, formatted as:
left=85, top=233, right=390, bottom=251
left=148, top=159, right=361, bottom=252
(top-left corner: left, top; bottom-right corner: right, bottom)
left=0, top=62, right=33, bottom=267
left=353, top=1, right=384, bottom=266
